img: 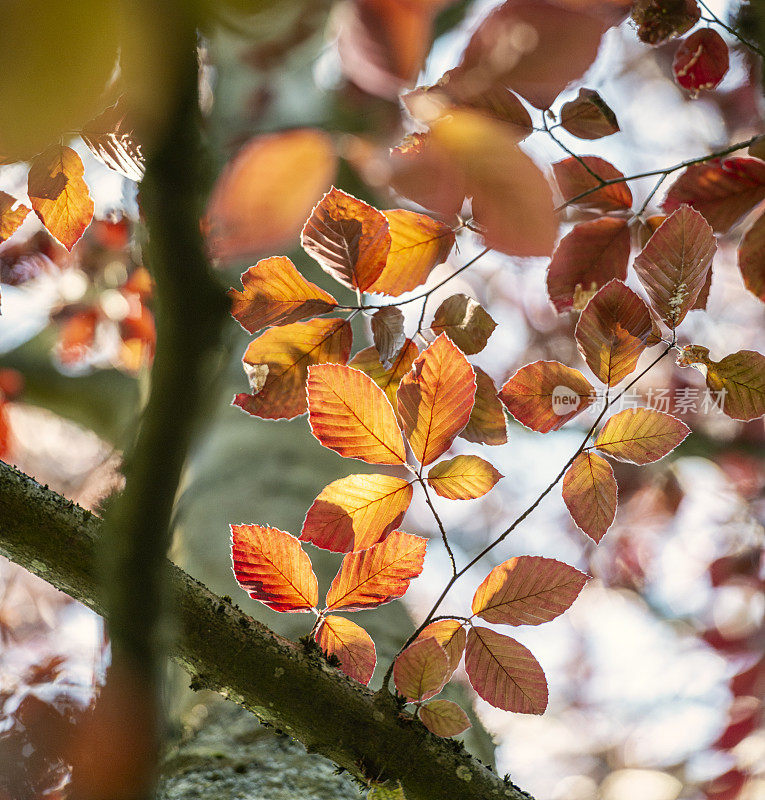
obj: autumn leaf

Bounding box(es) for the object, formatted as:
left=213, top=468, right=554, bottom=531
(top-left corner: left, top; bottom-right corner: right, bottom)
left=393, top=637, right=450, bottom=702
left=419, top=699, right=471, bottom=737
left=562, top=452, right=617, bottom=543
left=301, top=187, right=391, bottom=291
left=738, top=212, right=765, bottom=302
left=28, top=145, right=94, bottom=250
left=397, top=334, right=476, bottom=466
left=315, top=615, right=376, bottom=685
left=308, top=364, right=406, bottom=464
left=228, top=256, right=338, bottom=333
left=367, top=209, right=455, bottom=296
left=205, top=129, right=336, bottom=262
left=594, top=408, right=690, bottom=463
left=0, top=192, right=30, bottom=245
left=547, top=217, right=630, bottom=313
left=427, top=455, right=503, bottom=500
left=371, top=306, right=406, bottom=366
left=472, top=556, right=587, bottom=625
left=662, top=158, right=765, bottom=233
left=430, top=294, right=497, bottom=355
left=632, top=0, right=700, bottom=45
left=325, top=531, right=427, bottom=611
left=301, top=474, right=413, bottom=553
left=349, top=339, right=419, bottom=407
left=415, top=620, right=466, bottom=679
left=553, top=156, right=632, bottom=212
left=499, top=361, right=595, bottom=433
left=80, top=97, right=145, bottom=182
left=459, top=367, right=507, bottom=446
left=560, top=88, right=620, bottom=140
left=575, top=280, right=653, bottom=386
left=465, top=627, right=548, bottom=714
left=233, top=318, right=352, bottom=420
left=673, top=28, right=729, bottom=92
left=633, top=204, right=715, bottom=328
left=231, top=524, right=318, bottom=613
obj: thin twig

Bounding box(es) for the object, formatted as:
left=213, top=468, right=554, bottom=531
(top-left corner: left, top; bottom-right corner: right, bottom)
left=417, top=475, right=457, bottom=577
left=697, top=0, right=765, bottom=59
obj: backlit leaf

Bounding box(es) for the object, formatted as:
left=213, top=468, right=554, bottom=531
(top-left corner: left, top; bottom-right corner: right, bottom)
left=673, top=28, right=729, bottom=92
left=459, top=367, right=507, bottom=446
left=228, top=256, right=338, bottom=333
left=594, top=407, right=690, bottom=463
left=415, top=620, right=466, bottom=678
left=738, top=213, right=765, bottom=302
left=301, top=187, right=391, bottom=291
left=315, top=615, right=376, bottom=685
left=465, top=627, right=548, bottom=714
left=553, top=156, right=633, bottom=212
left=560, top=88, right=620, bottom=139
left=371, top=306, right=406, bottom=366
left=349, top=339, right=419, bottom=407
left=499, top=361, right=595, bottom=433
left=575, top=280, right=653, bottom=386
left=419, top=699, right=471, bottom=737
left=367, top=209, right=455, bottom=296
left=397, top=334, right=476, bottom=465
left=80, top=98, right=145, bottom=182
left=28, top=145, right=94, bottom=250
left=662, top=158, right=765, bottom=233
left=562, top=452, right=617, bottom=543
left=547, top=217, right=630, bottom=313
left=308, top=364, right=406, bottom=464
left=0, top=192, right=30, bottom=244
left=427, top=455, right=503, bottom=500
left=472, top=555, right=587, bottom=625
left=300, top=474, right=413, bottom=553
left=394, top=637, right=450, bottom=702
left=633, top=204, right=715, bottom=328
left=233, top=318, right=352, bottom=420
left=205, top=129, right=336, bottom=262
left=231, top=524, right=318, bottom=612
left=325, top=531, right=427, bottom=611
left=430, top=294, right=497, bottom=355
left=632, top=0, right=700, bottom=45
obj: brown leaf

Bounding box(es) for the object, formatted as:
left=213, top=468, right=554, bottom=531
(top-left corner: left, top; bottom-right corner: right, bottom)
left=594, top=408, right=690, bottom=463
left=459, top=366, right=508, bottom=446
left=631, top=0, right=700, bottom=45
left=430, top=294, right=497, bottom=355
left=560, top=88, right=620, bottom=139
left=419, top=700, right=471, bottom=737
left=738, top=212, right=765, bottom=302
left=371, top=306, right=406, bottom=366
left=562, top=452, right=617, bottom=542
left=553, top=156, right=633, bottom=212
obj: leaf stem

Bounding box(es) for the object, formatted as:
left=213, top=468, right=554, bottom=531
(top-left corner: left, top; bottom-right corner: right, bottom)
left=697, top=0, right=765, bottom=59
left=416, top=474, right=457, bottom=578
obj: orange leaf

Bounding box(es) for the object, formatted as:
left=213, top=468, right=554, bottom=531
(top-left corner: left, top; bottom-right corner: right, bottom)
left=562, top=452, right=617, bottom=543
left=228, top=256, right=338, bottom=333
left=427, top=455, right=503, bottom=500
left=301, top=187, right=391, bottom=291
left=459, top=367, right=507, bottom=446
left=419, top=699, right=471, bottom=737
left=28, top=145, right=94, bottom=250
left=205, top=129, right=336, bottom=262
left=633, top=205, right=715, bottom=328
left=498, top=361, right=594, bottom=433
left=575, top=280, right=653, bottom=386
left=349, top=339, right=419, bottom=407
left=325, top=531, right=427, bottom=611
left=415, top=620, right=466, bottom=679
left=738, top=212, right=765, bottom=302
left=315, top=615, right=376, bottom=685
left=300, top=474, right=413, bottom=553
left=430, top=294, right=497, bottom=355
left=472, top=556, right=587, bottom=625
left=367, top=209, right=455, bottom=296
left=465, top=627, right=547, bottom=714
left=553, top=156, right=632, bottom=212
left=594, top=408, right=690, bottom=464
left=393, top=637, right=450, bottom=701
left=546, top=217, right=630, bottom=313
left=231, top=524, right=318, bottom=612
left=371, top=306, right=406, bottom=366
left=560, top=88, right=620, bottom=140
left=307, top=364, right=406, bottom=464
left=0, top=191, right=30, bottom=245
left=397, top=334, right=476, bottom=466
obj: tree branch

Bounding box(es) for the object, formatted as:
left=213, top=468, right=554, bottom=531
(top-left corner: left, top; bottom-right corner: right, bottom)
left=0, top=460, right=532, bottom=800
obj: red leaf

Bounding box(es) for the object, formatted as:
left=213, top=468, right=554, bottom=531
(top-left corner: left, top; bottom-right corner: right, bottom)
left=553, top=156, right=633, bottom=212
left=465, top=627, right=548, bottom=714
left=419, top=699, right=471, bottom=737
left=325, top=531, right=427, bottom=611
left=231, top=524, right=318, bottom=612
left=397, top=334, right=476, bottom=466
left=594, top=407, right=690, bottom=464
left=394, top=637, right=450, bottom=701
left=562, top=452, right=617, bottom=543
left=349, top=339, right=419, bottom=407
left=575, top=280, right=653, bottom=386
left=371, top=306, right=406, bottom=366
left=560, top=88, right=620, bottom=140
left=499, top=361, right=595, bottom=433
left=427, top=455, right=503, bottom=500
left=228, top=256, right=338, bottom=333
left=673, top=28, right=729, bottom=92
left=459, top=366, right=508, bottom=446
left=415, top=620, right=467, bottom=678
left=430, top=294, right=497, bottom=355
left=738, top=212, right=765, bottom=302
left=316, top=615, right=376, bottom=685
left=0, top=191, right=30, bottom=245
left=0, top=401, right=10, bottom=459
left=472, top=556, right=587, bottom=625
left=547, top=217, right=630, bottom=313
left=308, top=364, right=407, bottom=464
left=301, top=474, right=413, bottom=553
